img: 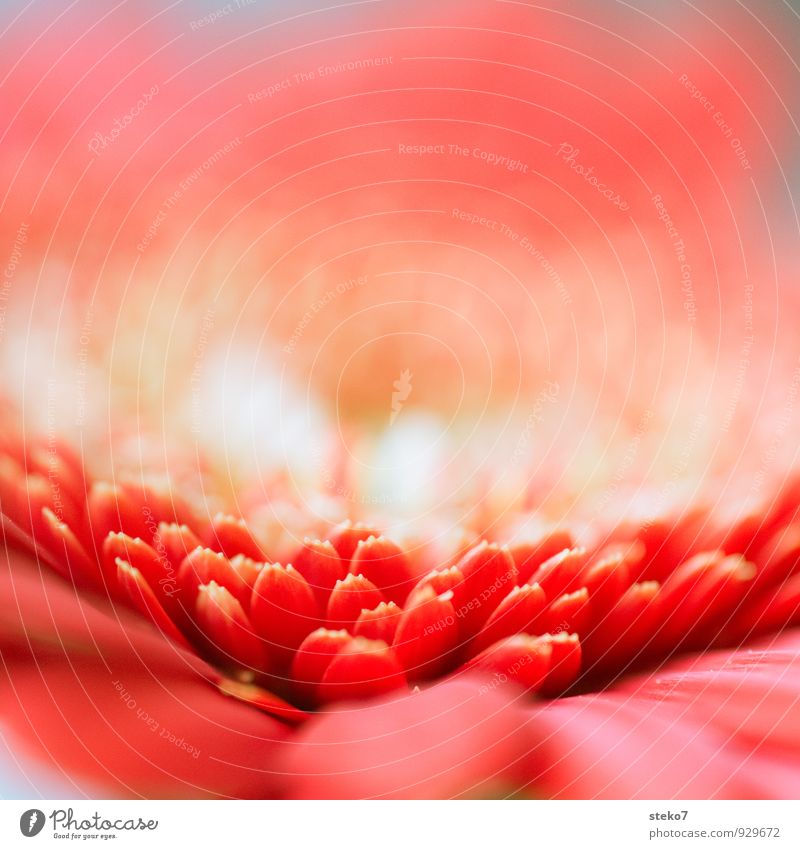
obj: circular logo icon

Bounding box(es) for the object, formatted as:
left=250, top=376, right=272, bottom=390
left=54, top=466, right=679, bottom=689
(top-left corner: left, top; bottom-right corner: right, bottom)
left=19, top=809, right=46, bottom=837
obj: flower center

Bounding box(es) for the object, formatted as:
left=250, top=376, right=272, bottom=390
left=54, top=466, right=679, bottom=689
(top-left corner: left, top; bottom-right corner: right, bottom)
left=3, top=437, right=799, bottom=721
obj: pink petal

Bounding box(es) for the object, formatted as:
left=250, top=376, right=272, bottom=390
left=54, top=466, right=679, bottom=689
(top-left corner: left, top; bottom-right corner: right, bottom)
left=0, top=550, right=290, bottom=798
left=523, top=695, right=756, bottom=799
left=279, top=677, right=530, bottom=799
left=524, top=629, right=800, bottom=799
left=278, top=630, right=800, bottom=800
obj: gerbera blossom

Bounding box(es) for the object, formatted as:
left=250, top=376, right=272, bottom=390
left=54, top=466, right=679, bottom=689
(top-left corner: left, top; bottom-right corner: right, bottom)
left=0, top=0, right=799, bottom=799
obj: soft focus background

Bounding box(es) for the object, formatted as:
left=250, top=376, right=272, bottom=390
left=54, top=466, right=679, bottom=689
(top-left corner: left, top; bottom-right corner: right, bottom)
left=0, top=0, right=799, bottom=794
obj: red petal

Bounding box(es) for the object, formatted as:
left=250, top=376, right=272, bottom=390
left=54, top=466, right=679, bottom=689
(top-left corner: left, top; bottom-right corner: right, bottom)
left=228, top=555, right=264, bottom=603
left=684, top=556, right=755, bottom=645
left=353, top=601, right=402, bottom=644
left=545, top=587, right=590, bottom=636
left=620, top=634, right=800, bottom=762
left=0, top=456, right=34, bottom=533
left=0, top=468, right=52, bottom=546
left=583, top=581, right=659, bottom=673
left=656, top=550, right=725, bottom=611
left=87, top=482, right=150, bottom=550
left=103, top=532, right=174, bottom=607
left=628, top=507, right=707, bottom=582
left=450, top=542, right=518, bottom=637
left=716, top=494, right=794, bottom=559
left=195, top=581, right=269, bottom=672
left=540, top=632, right=582, bottom=696
left=393, top=588, right=459, bottom=680
left=653, top=552, right=753, bottom=649
left=291, top=538, right=347, bottom=608
left=119, top=480, right=196, bottom=530
left=319, top=636, right=407, bottom=704
left=749, top=525, right=800, bottom=593
left=526, top=694, right=754, bottom=799
left=0, top=550, right=290, bottom=798
left=28, top=443, right=85, bottom=503
left=214, top=675, right=308, bottom=724
left=470, top=582, right=548, bottom=656
left=464, top=634, right=553, bottom=694
left=206, top=513, right=266, bottom=561
left=406, top=565, right=464, bottom=607
left=291, top=627, right=352, bottom=704
left=583, top=551, right=633, bottom=616
left=116, top=559, right=192, bottom=650
left=730, top=573, right=800, bottom=639
left=326, top=572, right=384, bottom=629
left=280, top=677, right=529, bottom=799
left=177, top=546, right=251, bottom=612
left=155, top=522, right=202, bottom=570
left=349, top=536, right=415, bottom=604
left=28, top=448, right=86, bottom=535
left=41, top=507, right=104, bottom=591
left=527, top=547, right=587, bottom=601
left=250, top=563, right=320, bottom=661
left=526, top=632, right=800, bottom=799
left=510, top=530, right=574, bottom=584
left=326, top=520, right=381, bottom=562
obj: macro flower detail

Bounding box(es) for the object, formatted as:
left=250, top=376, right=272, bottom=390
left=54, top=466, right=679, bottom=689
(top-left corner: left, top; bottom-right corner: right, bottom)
left=1, top=0, right=799, bottom=805
left=3, top=433, right=800, bottom=738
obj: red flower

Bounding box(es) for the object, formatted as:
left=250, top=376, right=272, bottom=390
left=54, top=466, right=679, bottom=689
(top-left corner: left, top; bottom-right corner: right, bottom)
left=1, top=0, right=799, bottom=799
left=1, top=444, right=800, bottom=797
